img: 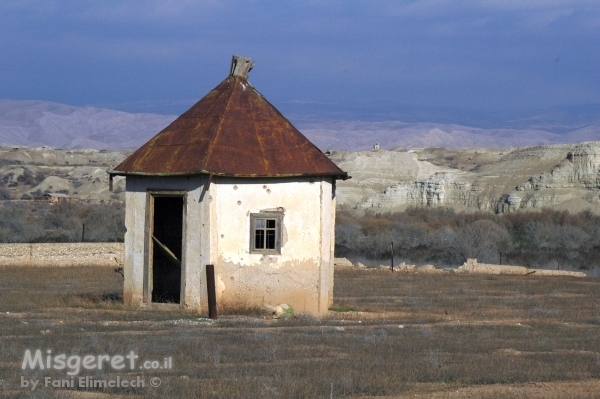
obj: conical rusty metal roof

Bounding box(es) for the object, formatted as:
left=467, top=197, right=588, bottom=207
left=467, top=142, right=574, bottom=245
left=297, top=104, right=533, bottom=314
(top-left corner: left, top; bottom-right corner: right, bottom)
left=110, top=59, right=347, bottom=179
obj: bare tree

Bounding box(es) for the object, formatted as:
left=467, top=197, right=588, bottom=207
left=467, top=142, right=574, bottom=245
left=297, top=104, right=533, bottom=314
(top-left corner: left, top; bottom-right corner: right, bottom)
left=456, top=219, right=510, bottom=264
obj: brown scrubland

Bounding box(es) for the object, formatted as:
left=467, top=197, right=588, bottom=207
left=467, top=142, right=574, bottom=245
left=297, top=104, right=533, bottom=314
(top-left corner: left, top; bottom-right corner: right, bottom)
left=0, top=266, right=598, bottom=398
left=2, top=202, right=599, bottom=273
left=336, top=207, right=600, bottom=271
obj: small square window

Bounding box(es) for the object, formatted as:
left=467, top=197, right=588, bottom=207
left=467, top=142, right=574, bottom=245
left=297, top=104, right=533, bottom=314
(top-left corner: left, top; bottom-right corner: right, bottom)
left=250, top=212, right=282, bottom=254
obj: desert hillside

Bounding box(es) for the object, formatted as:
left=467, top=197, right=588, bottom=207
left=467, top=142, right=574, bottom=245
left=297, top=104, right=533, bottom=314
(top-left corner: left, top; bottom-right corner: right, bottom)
left=331, top=142, right=600, bottom=214
left=0, top=146, right=129, bottom=202
left=1, top=142, right=599, bottom=214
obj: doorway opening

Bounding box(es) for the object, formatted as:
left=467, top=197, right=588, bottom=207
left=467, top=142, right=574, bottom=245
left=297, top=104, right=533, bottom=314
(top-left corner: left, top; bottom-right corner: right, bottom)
left=150, top=195, right=184, bottom=304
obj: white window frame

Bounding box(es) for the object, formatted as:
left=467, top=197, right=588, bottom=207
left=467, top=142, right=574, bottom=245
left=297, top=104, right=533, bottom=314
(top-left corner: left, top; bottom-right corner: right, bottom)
left=250, top=212, right=282, bottom=254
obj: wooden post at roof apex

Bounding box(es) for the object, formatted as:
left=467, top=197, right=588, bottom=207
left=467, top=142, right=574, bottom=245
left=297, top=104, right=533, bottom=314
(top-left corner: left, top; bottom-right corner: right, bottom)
left=230, top=55, right=254, bottom=78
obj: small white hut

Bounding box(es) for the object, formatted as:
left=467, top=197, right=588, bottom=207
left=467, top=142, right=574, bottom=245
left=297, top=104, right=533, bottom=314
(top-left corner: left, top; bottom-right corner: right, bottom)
left=108, top=56, right=348, bottom=316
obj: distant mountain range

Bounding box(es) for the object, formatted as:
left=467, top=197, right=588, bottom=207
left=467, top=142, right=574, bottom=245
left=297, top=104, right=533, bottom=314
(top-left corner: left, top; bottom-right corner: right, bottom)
left=0, top=99, right=598, bottom=151
left=0, top=100, right=175, bottom=150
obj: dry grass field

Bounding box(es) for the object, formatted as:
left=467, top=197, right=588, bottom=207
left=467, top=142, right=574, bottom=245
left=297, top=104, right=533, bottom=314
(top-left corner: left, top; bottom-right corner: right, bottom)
left=0, top=266, right=599, bottom=398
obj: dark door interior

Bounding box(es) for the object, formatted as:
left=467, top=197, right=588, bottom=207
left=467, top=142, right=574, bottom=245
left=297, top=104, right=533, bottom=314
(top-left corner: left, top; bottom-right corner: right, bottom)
left=152, top=196, right=183, bottom=303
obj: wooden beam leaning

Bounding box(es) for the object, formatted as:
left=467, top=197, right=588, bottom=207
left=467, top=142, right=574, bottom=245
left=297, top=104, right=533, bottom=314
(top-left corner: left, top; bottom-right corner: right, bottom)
left=151, top=235, right=181, bottom=268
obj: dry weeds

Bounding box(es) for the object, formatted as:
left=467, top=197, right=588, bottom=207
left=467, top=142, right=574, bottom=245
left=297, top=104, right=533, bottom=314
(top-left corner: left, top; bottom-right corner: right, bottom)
left=0, top=266, right=598, bottom=398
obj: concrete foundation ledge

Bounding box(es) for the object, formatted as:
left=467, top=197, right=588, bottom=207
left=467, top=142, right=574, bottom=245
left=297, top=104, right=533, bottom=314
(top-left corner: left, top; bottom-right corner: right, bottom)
left=0, top=243, right=124, bottom=267
left=456, top=258, right=586, bottom=277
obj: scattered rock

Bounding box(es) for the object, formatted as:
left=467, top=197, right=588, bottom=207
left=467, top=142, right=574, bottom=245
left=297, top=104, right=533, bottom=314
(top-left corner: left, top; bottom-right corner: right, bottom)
left=334, top=257, right=353, bottom=268
left=262, top=303, right=294, bottom=319
left=456, top=258, right=586, bottom=277
left=529, top=269, right=586, bottom=277
left=393, top=263, right=416, bottom=272
left=417, top=264, right=443, bottom=274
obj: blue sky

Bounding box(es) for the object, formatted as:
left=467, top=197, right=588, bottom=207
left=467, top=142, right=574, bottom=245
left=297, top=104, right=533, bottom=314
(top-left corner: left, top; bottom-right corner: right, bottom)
left=1, top=1, right=599, bottom=116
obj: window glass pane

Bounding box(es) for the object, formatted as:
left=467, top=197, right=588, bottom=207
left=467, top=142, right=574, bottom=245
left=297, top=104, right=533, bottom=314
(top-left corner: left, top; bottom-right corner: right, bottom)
left=251, top=215, right=281, bottom=252
left=255, top=230, right=265, bottom=249
left=266, top=230, right=275, bottom=249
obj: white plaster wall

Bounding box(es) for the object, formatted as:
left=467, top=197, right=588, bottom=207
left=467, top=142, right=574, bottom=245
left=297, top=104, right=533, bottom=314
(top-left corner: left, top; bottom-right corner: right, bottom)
left=212, top=176, right=334, bottom=314
left=123, top=174, right=336, bottom=316
left=328, top=182, right=337, bottom=307
left=318, top=179, right=334, bottom=312
left=123, top=175, right=208, bottom=312
left=214, top=177, right=322, bottom=264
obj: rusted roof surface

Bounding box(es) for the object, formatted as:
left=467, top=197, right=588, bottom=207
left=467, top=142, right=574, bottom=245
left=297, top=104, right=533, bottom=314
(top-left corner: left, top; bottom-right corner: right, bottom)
left=111, top=75, right=347, bottom=179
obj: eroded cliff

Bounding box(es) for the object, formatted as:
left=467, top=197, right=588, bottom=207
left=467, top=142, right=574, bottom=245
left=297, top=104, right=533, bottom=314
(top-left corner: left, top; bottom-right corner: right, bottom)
left=333, top=142, right=600, bottom=214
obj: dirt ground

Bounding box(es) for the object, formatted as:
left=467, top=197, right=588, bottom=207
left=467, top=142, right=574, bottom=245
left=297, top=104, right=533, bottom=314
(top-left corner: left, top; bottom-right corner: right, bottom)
left=356, top=379, right=600, bottom=398
left=0, top=266, right=598, bottom=398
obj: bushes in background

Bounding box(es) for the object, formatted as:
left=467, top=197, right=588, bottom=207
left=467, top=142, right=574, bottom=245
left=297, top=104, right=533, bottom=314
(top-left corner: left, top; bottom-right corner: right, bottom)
left=1, top=200, right=598, bottom=270
left=0, top=201, right=125, bottom=243
left=336, top=207, right=600, bottom=270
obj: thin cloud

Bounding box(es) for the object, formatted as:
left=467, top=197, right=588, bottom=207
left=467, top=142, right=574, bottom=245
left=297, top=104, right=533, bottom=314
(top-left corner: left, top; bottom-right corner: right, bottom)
left=0, top=0, right=598, bottom=113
